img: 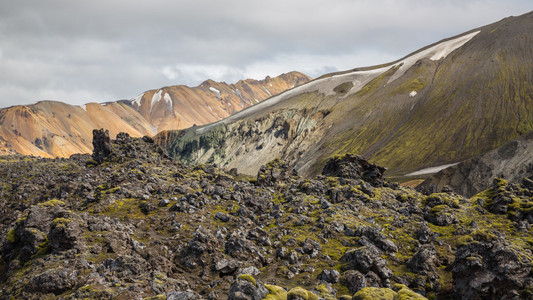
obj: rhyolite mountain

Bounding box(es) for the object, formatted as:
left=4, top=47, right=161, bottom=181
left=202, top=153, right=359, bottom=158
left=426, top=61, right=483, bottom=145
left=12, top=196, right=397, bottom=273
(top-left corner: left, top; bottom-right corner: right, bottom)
left=156, top=11, right=533, bottom=177
left=0, top=72, right=310, bottom=158
left=0, top=130, right=531, bottom=299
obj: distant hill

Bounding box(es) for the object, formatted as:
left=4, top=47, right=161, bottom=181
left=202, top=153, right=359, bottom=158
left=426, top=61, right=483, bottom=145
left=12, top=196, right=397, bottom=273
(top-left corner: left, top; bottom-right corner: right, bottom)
left=156, top=12, right=533, bottom=177
left=0, top=71, right=311, bottom=158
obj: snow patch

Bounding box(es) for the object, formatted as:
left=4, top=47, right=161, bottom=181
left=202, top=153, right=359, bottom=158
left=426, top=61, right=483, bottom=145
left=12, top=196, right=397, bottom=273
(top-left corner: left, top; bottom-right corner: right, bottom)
left=209, top=87, right=221, bottom=98
left=150, top=124, right=158, bottom=134
left=80, top=104, right=87, bottom=112
left=207, top=105, right=213, bottom=111
left=163, top=93, right=173, bottom=111
left=406, top=163, right=459, bottom=176
left=150, top=90, right=163, bottom=113
left=234, top=89, right=243, bottom=100
left=131, top=93, right=144, bottom=107
left=387, top=31, right=480, bottom=83
left=262, top=86, right=272, bottom=96
left=409, top=91, right=417, bottom=97
left=195, top=32, right=480, bottom=135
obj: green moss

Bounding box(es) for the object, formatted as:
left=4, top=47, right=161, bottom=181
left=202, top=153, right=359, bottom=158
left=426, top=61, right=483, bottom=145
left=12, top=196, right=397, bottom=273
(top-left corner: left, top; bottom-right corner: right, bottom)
left=86, top=158, right=98, bottom=167
left=315, top=284, right=336, bottom=300
left=333, top=82, right=354, bottom=94
left=355, top=66, right=399, bottom=97
left=52, top=217, right=71, bottom=225
left=237, top=274, right=256, bottom=286
left=517, top=120, right=533, bottom=134
left=424, top=193, right=460, bottom=208
left=144, top=294, right=167, bottom=300
left=353, top=287, right=396, bottom=300
left=392, top=77, right=426, bottom=95
left=456, top=235, right=474, bottom=247
left=35, top=240, right=50, bottom=257
left=38, top=199, right=65, bottom=207
left=287, top=287, right=318, bottom=300
left=430, top=205, right=448, bottom=213
left=6, top=228, right=17, bottom=243
left=264, top=284, right=288, bottom=300
left=394, top=288, right=427, bottom=300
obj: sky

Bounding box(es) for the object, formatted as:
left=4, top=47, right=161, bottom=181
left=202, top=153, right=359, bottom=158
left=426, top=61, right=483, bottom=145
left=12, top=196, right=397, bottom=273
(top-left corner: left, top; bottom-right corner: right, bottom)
left=0, top=0, right=531, bottom=108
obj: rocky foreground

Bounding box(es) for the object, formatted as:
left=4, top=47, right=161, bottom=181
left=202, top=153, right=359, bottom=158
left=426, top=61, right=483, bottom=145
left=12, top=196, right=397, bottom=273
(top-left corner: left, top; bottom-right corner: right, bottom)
left=0, top=130, right=532, bottom=299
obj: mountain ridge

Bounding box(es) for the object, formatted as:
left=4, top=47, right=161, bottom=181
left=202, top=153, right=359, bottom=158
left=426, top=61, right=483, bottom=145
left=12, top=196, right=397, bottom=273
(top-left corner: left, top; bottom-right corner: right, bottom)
left=0, top=71, right=311, bottom=158
left=156, top=11, right=533, bottom=177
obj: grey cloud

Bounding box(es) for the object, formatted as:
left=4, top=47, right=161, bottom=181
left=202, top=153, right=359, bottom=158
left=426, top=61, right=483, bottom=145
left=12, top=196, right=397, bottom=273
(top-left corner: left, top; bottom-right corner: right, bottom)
left=0, top=0, right=531, bottom=107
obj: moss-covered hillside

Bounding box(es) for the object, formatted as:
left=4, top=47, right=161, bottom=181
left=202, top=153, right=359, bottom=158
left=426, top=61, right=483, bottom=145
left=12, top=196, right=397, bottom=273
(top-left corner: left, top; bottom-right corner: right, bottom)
left=0, top=131, right=531, bottom=299
left=157, top=11, right=533, bottom=177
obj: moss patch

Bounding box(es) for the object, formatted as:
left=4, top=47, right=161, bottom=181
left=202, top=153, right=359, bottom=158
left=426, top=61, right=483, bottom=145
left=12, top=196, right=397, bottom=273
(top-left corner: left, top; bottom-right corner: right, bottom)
left=353, top=287, right=396, bottom=300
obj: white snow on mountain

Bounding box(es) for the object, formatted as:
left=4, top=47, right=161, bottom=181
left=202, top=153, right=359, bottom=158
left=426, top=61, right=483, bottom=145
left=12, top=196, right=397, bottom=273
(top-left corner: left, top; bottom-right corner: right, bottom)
left=163, top=93, right=173, bottom=111
left=131, top=93, right=144, bottom=107
left=150, top=90, right=163, bottom=113
left=209, top=87, right=221, bottom=98
left=197, top=31, right=479, bottom=135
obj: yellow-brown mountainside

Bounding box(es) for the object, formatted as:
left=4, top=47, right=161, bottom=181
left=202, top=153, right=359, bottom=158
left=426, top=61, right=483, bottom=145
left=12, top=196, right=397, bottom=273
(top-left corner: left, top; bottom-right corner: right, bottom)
left=157, top=11, right=533, bottom=177
left=0, top=101, right=154, bottom=158
left=0, top=71, right=311, bottom=158
left=131, top=71, right=311, bottom=132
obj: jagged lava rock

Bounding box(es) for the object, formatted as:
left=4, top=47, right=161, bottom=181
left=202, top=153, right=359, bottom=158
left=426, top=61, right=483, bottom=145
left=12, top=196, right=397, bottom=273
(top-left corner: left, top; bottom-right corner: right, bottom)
left=322, top=154, right=386, bottom=187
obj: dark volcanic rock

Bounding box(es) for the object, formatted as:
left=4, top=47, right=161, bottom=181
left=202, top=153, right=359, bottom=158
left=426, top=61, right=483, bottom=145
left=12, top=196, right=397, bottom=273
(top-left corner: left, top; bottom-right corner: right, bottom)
left=256, top=158, right=298, bottom=187
left=92, top=128, right=112, bottom=164
left=425, top=205, right=458, bottom=226
left=417, top=133, right=533, bottom=197
left=407, top=245, right=440, bottom=275
left=228, top=277, right=268, bottom=300
left=452, top=232, right=533, bottom=299
left=48, top=214, right=84, bottom=253
left=318, top=269, right=340, bottom=283
left=25, top=268, right=80, bottom=295
left=167, top=290, right=202, bottom=300
left=355, top=226, right=398, bottom=253
left=340, top=245, right=392, bottom=289
left=188, top=226, right=219, bottom=255
left=340, top=270, right=367, bottom=294
left=321, top=154, right=386, bottom=187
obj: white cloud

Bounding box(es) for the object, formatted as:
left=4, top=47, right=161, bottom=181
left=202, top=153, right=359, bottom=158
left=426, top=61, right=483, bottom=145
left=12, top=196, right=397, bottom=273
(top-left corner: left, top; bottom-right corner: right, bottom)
left=0, top=0, right=531, bottom=108
left=161, top=64, right=244, bottom=86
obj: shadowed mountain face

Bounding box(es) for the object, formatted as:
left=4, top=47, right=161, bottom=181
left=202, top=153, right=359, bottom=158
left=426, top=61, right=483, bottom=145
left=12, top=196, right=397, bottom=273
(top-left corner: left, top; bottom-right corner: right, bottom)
left=156, top=12, right=533, bottom=177
left=416, top=132, right=533, bottom=197
left=0, top=72, right=310, bottom=158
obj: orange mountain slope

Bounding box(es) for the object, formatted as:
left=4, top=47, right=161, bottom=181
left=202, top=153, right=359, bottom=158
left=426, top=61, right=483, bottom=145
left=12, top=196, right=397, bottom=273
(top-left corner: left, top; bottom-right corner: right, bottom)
left=0, top=71, right=311, bottom=158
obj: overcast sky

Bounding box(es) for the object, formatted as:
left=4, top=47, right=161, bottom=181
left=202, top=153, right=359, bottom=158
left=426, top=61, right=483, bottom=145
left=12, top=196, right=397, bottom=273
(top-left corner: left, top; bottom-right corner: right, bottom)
left=0, top=0, right=531, bottom=108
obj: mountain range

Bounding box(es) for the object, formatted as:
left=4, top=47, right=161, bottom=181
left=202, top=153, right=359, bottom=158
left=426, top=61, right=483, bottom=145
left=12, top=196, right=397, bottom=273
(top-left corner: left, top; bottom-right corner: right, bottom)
left=1, top=10, right=533, bottom=300
left=0, top=72, right=310, bottom=158
left=156, top=12, right=533, bottom=178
